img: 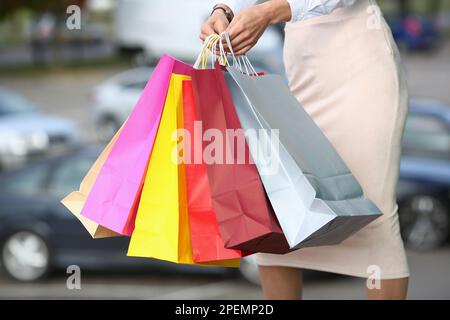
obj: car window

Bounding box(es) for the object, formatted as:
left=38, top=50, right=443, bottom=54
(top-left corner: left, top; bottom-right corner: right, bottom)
left=47, top=155, right=94, bottom=198
left=0, top=166, right=48, bottom=196
left=0, top=91, right=36, bottom=116
left=403, top=114, right=450, bottom=159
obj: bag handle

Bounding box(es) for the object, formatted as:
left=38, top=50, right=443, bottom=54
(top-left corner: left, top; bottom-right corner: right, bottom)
left=193, top=34, right=219, bottom=69
left=194, top=32, right=257, bottom=75
left=220, top=32, right=257, bottom=76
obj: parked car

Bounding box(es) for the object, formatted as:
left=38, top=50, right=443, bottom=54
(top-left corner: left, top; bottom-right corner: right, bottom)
left=389, top=15, right=441, bottom=51
left=92, top=62, right=282, bottom=142
left=0, top=146, right=245, bottom=282
left=92, top=67, right=153, bottom=142
left=0, top=88, right=82, bottom=170
left=397, top=99, right=450, bottom=251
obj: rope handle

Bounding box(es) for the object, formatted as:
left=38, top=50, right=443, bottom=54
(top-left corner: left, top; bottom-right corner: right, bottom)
left=194, top=32, right=257, bottom=76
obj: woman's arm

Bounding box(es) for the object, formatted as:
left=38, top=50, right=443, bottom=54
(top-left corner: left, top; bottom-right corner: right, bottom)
left=218, top=0, right=258, bottom=14
left=221, top=0, right=357, bottom=22
left=201, top=0, right=357, bottom=53
left=225, top=0, right=291, bottom=54
left=288, top=0, right=356, bottom=22
left=226, top=0, right=356, bottom=54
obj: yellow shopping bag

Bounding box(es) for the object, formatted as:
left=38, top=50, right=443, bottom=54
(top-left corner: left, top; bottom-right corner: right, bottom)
left=127, top=73, right=239, bottom=267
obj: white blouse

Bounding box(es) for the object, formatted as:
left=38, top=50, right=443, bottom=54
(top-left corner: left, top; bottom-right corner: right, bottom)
left=216, top=0, right=356, bottom=22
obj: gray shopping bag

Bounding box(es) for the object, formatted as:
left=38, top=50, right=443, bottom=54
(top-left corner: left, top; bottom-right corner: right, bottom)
left=223, top=65, right=382, bottom=249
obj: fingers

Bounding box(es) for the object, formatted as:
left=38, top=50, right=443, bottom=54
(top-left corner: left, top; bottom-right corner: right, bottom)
left=200, top=12, right=230, bottom=42
left=234, top=45, right=253, bottom=56
left=222, top=32, right=252, bottom=55
left=200, top=23, right=215, bottom=41
left=230, top=33, right=249, bottom=51
left=224, top=18, right=251, bottom=54
left=199, top=12, right=257, bottom=57
left=232, top=32, right=257, bottom=52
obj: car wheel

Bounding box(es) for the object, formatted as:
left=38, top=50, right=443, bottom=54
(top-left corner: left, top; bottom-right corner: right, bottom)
left=96, top=116, right=120, bottom=143
left=399, top=195, right=449, bottom=251
left=239, top=255, right=261, bottom=285
left=1, top=231, right=51, bottom=282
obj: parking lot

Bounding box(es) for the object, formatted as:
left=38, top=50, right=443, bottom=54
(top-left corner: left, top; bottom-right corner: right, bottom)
left=0, top=246, right=449, bottom=299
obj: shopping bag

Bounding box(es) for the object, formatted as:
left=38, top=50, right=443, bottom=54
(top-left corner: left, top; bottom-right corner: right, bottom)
left=61, top=127, right=122, bottom=238
left=224, top=65, right=382, bottom=249
left=80, top=55, right=192, bottom=235
left=127, top=73, right=239, bottom=267
left=182, top=79, right=244, bottom=262
left=191, top=67, right=290, bottom=254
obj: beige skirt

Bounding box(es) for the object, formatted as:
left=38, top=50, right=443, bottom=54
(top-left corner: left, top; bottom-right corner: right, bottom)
left=255, top=0, right=410, bottom=279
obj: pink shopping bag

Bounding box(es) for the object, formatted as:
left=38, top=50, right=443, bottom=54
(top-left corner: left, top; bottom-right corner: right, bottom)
left=81, top=54, right=192, bottom=235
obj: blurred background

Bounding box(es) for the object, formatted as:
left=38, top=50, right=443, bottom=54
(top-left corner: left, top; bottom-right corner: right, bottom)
left=0, top=0, right=449, bottom=299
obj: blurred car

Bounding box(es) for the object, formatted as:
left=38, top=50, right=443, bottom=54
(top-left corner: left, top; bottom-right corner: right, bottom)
left=389, top=15, right=441, bottom=51
left=92, top=67, right=153, bottom=142
left=398, top=99, right=450, bottom=251
left=0, top=146, right=248, bottom=283
left=92, top=62, right=282, bottom=142
left=0, top=88, right=82, bottom=170
left=114, top=0, right=284, bottom=71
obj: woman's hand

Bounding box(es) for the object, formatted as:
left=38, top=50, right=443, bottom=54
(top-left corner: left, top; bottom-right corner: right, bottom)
left=199, top=8, right=230, bottom=42
left=225, top=5, right=270, bottom=56
left=226, top=0, right=292, bottom=55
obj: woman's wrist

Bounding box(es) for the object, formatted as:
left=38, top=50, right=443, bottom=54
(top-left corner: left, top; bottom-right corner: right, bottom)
left=260, top=0, right=292, bottom=25
left=212, top=4, right=234, bottom=22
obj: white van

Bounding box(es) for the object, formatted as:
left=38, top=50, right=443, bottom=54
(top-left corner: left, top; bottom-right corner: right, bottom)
left=114, top=0, right=284, bottom=72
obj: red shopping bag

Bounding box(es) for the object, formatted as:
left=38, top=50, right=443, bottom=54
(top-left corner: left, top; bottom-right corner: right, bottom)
left=191, top=66, right=290, bottom=254
left=181, top=80, right=246, bottom=262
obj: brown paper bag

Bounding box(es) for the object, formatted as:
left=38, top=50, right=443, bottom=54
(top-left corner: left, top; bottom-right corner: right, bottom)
left=61, top=126, right=124, bottom=238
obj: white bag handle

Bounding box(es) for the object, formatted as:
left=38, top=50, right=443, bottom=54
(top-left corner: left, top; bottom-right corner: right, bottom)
left=220, top=32, right=257, bottom=75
